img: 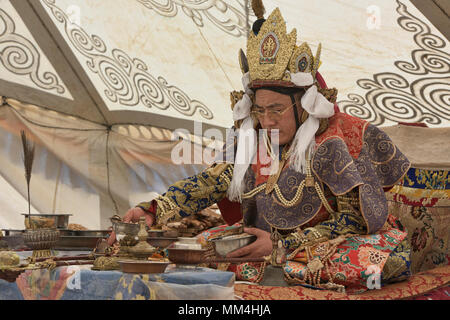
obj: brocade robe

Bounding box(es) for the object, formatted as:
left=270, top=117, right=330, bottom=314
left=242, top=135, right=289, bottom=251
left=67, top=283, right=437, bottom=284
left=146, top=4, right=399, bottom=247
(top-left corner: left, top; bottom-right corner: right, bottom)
left=138, top=112, right=412, bottom=291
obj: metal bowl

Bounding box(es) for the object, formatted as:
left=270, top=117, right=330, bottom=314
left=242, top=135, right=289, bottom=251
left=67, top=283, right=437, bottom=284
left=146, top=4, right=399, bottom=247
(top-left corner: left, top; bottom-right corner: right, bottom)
left=55, top=236, right=105, bottom=250
left=147, top=229, right=165, bottom=237
left=112, top=221, right=140, bottom=236
left=1, top=230, right=25, bottom=250
left=163, top=230, right=179, bottom=238
left=2, top=229, right=25, bottom=236
left=22, top=228, right=60, bottom=250
left=1, top=236, right=25, bottom=250
left=22, top=214, right=71, bottom=229
left=177, top=237, right=199, bottom=244
left=167, top=247, right=207, bottom=265
left=146, top=237, right=178, bottom=248
left=118, top=260, right=170, bottom=274
left=176, top=228, right=197, bottom=237
left=59, top=230, right=110, bottom=237
left=211, top=234, right=257, bottom=257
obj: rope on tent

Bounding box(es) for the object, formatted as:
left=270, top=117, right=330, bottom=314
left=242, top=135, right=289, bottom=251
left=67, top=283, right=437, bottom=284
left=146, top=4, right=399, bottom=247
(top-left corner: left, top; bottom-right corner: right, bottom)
left=0, top=96, right=120, bottom=219
left=0, top=91, right=224, bottom=219
left=195, top=26, right=234, bottom=90
left=245, top=0, right=250, bottom=39
left=0, top=97, right=221, bottom=151
left=1, top=97, right=105, bottom=132
left=106, top=125, right=119, bottom=216
left=192, top=0, right=252, bottom=91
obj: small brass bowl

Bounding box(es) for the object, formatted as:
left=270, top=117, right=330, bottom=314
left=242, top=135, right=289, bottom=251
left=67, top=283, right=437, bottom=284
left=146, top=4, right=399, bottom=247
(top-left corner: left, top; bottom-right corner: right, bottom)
left=147, top=230, right=165, bottom=238
left=1, top=230, right=25, bottom=250
left=118, top=260, right=170, bottom=274
left=129, top=241, right=157, bottom=260
left=211, top=234, right=257, bottom=257
left=146, top=237, right=177, bottom=249
left=177, top=237, right=199, bottom=244
left=23, top=228, right=60, bottom=251
left=163, top=230, right=178, bottom=238
left=112, top=221, right=140, bottom=237
left=167, top=247, right=207, bottom=265
left=22, top=214, right=71, bottom=229
left=59, top=230, right=110, bottom=237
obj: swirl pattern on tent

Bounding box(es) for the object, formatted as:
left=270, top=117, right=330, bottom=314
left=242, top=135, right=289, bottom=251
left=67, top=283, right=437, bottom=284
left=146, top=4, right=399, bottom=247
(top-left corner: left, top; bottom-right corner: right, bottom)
left=338, top=0, right=450, bottom=127
left=42, top=0, right=214, bottom=120
left=136, top=0, right=251, bottom=38
left=0, top=9, right=65, bottom=94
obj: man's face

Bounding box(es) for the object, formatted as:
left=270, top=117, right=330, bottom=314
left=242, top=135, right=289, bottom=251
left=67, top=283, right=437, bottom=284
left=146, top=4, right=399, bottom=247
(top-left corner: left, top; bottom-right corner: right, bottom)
left=254, top=89, right=298, bottom=145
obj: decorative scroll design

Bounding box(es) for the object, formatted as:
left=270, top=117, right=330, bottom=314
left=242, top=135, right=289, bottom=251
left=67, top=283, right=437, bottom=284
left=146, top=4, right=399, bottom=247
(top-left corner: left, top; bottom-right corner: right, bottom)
left=338, top=0, right=450, bottom=126
left=42, top=0, right=214, bottom=120
left=0, top=9, right=65, bottom=94
left=136, top=0, right=252, bottom=38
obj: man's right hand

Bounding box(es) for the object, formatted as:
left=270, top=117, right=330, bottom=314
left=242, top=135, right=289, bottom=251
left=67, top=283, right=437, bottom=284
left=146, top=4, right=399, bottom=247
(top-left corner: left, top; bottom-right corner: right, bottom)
left=107, top=207, right=155, bottom=246
left=123, top=207, right=155, bottom=226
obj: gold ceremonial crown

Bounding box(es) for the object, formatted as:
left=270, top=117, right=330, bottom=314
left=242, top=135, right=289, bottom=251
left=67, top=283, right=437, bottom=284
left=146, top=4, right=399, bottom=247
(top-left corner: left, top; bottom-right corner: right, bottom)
left=240, top=8, right=322, bottom=89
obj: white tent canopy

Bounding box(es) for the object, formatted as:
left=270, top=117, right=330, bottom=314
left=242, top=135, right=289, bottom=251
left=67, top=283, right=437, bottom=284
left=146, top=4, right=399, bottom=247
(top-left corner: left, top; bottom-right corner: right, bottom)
left=0, top=0, right=448, bottom=229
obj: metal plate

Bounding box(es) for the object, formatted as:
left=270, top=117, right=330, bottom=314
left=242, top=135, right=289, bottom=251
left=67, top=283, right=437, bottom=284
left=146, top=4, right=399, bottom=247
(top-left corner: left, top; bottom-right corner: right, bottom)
left=146, top=237, right=177, bottom=248
left=167, top=247, right=207, bottom=265
left=1, top=235, right=26, bottom=250
left=59, top=230, right=110, bottom=237
left=2, top=229, right=25, bottom=236
left=118, top=260, right=170, bottom=274
left=54, top=236, right=105, bottom=250
left=147, top=230, right=165, bottom=237
left=21, top=214, right=71, bottom=229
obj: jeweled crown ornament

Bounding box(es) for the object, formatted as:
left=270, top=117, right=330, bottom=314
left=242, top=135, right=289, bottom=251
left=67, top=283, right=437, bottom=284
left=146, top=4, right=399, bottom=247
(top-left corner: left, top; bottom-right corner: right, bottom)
left=243, top=5, right=322, bottom=88
left=247, top=8, right=296, bottom=81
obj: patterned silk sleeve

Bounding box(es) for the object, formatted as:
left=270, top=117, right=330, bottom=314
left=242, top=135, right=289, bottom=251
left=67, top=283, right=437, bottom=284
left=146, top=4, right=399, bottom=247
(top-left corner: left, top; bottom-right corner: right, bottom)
left=137, top=163, right=234, bottom=225
left=282, top=189, right=368, bottom=250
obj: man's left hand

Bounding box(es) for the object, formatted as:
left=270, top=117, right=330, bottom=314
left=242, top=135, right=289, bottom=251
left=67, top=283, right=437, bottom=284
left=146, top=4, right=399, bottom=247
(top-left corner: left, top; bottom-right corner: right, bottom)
left=226, top=227, right=272, bottom=259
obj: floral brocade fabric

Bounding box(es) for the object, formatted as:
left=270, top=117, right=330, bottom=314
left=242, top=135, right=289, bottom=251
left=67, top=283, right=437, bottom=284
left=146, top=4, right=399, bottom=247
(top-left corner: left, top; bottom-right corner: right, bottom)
left=199, top=214, right=412, bottom=290
left=386, top=167, right=450, bottom=273
left=234, top=266, right=450, bottom=300
left=285, top=214, right=411, bottom=293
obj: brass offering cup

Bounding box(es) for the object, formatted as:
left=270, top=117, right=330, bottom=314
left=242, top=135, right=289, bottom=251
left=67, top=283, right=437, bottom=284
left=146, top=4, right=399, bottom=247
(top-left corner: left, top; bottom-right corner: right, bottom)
left=22, top=213, right=71, bottom=229
left=128, top=217, right=156, bottom=260
left=23, top=228, right=60, bottom=259
left=112, top=221, right=141, bottom=238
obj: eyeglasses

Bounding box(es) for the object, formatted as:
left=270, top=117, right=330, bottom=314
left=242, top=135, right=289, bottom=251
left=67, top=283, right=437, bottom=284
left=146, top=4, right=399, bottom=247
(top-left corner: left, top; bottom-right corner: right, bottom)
left=250, top=102, right=296, bottom=121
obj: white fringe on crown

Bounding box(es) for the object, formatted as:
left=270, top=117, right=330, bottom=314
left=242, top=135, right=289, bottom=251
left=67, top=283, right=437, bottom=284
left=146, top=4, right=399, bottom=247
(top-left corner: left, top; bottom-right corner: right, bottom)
left=227, top=72, right=256, bottom=202
left=227, top=117, right=256, bottom=202
left=290, top=72, right=314, bottom=86
left=289, top=85, right=335, bottom=173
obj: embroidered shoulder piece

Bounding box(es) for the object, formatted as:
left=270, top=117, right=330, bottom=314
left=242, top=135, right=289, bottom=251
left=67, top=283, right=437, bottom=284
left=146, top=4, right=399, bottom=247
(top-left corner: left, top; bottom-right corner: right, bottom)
left=312, top=123, right=410, bottom=233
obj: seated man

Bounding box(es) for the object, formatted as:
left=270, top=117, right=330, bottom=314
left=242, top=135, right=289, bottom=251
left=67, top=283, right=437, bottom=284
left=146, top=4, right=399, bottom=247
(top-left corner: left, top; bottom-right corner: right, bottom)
left=109, top=2, right=411, bottom=292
